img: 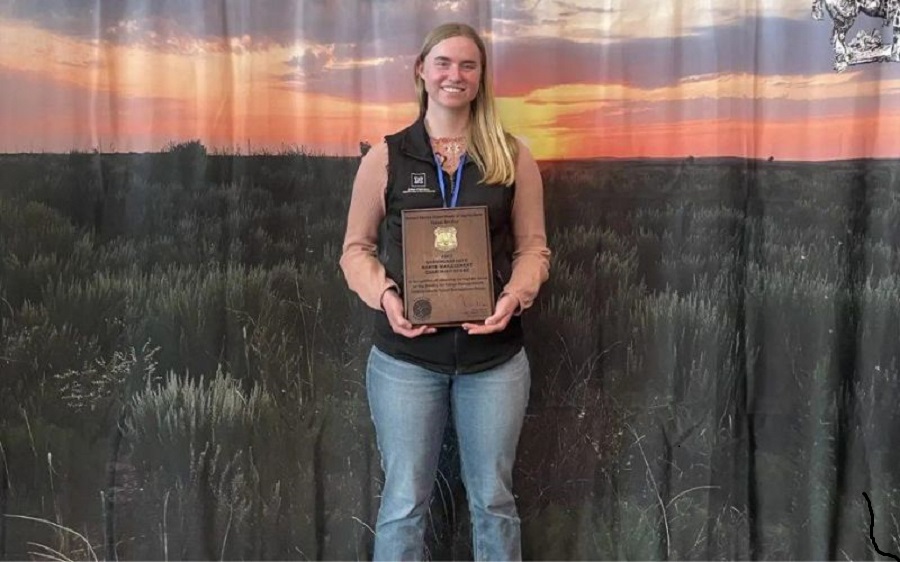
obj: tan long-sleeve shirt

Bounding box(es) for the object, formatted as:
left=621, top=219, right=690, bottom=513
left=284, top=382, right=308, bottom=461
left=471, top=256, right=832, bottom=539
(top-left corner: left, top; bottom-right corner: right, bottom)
left=340, top=139, right=551, bottom=313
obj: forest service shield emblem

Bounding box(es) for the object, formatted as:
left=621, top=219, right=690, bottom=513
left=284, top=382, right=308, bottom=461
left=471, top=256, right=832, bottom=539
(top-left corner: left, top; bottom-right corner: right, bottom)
left=434, top=226, right=458, bottom=252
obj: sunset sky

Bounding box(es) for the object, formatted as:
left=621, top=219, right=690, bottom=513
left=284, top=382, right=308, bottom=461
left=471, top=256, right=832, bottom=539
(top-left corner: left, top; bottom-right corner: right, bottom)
left=2, top=0, right=900, bottom=160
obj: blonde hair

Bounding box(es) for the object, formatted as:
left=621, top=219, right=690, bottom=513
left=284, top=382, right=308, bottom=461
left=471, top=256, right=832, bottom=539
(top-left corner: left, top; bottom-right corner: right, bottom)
left=414, top=23, right=518, bottom=186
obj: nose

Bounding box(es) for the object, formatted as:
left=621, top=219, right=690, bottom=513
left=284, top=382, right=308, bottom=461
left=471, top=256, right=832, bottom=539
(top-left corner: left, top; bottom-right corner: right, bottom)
left=447, top=64, right=462, bottom=81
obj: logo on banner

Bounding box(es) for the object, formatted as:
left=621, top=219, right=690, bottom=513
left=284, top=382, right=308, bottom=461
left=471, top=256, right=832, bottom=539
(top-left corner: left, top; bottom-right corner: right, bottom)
left=813, top=0, right=900, bottom=71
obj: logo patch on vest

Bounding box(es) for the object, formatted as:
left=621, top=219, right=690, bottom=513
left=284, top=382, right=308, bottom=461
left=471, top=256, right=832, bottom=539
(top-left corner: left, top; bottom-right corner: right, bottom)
left=404, top=173, right=433, bottom=194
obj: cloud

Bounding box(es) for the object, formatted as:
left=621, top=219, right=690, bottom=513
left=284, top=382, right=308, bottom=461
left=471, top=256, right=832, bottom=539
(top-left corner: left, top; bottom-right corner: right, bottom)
left=6, top=0, right=900, bottom=158
left=0, top=0, right=488, bottom=53
left=7, top=2, right=881, bottom=99
left=491, top=0, right=814, bottom=42
left=285, top=47, right=331, bottom=79
left=492, top=14, right=900, bottom=98
left=7, top=2, right=900, bottom=105
left=0, top=64, right=189, bottom=151
left=256, top=13, right=900, bottom=110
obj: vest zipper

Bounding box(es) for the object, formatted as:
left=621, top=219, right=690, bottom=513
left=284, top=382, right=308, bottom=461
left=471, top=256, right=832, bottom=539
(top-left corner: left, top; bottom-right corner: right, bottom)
left=446, top=170, right=455, bottom=208
left=454, top=327, right=460, bottom=375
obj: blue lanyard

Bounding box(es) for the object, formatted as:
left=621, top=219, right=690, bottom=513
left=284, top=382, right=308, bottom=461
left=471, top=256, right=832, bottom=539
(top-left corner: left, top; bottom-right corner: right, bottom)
left=434, top=153, right=466, bottom=208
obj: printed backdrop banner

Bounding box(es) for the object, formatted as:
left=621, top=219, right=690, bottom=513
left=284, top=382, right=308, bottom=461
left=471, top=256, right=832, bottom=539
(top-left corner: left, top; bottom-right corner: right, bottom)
left=1, top=1, right=899, bottom=560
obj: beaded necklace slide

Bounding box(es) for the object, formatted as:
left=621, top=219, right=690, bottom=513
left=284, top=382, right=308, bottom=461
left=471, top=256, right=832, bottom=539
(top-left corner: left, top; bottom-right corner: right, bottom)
left=431, top=136, right=467, bottom=173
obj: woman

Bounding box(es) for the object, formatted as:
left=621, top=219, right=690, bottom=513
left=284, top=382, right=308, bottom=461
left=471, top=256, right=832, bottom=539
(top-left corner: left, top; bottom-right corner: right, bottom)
left=340, top=22, right=550, bottom=561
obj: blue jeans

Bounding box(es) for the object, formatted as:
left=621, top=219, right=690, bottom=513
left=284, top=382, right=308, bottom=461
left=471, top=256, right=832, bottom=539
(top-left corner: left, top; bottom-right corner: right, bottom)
left=366, top=345, right=531, bottom=561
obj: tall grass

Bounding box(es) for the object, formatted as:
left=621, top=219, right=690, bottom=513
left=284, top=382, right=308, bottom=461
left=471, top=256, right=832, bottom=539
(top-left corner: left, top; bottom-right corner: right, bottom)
left=3, top=152, right=900, bottom=559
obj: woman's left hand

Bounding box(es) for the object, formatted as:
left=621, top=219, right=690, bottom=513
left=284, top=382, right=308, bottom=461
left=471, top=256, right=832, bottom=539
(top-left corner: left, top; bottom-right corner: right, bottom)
left=462, top=294, right=518, bottom=335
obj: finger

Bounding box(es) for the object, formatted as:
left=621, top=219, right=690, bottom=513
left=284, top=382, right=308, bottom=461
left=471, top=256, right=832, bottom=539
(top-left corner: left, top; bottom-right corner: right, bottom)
left=390, top=319, right=413, bottom=334
left=463, top=323, right=501, bottom=335
left=390, top=320, right=413, bottom=333
left=396, top=324, right=435, bottom=338
left=489, top=311, right=513, bottom=327
left=467, top=309, right=505, bottom=329
left=495, top=298, right=518, bottom=318
left=483, top=311, right=504, bottom=326
left=385, top=309, right=412, bottom=330
left=463, top=318, right=509, bottom=335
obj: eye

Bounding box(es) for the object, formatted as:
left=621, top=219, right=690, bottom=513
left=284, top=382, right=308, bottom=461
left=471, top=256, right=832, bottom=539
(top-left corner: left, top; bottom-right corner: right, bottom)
left=434, top=60, right=450, bottom=68
left=461, top=62, right=478, bottom=71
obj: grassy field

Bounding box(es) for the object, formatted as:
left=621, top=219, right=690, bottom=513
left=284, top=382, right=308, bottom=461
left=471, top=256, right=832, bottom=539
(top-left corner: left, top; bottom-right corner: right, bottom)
left=1, top=144, right=898, bottom=560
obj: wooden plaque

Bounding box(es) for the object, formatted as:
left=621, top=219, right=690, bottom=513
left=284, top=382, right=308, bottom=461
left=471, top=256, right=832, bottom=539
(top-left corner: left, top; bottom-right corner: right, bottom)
left=401, top=206, right=494, bottom=326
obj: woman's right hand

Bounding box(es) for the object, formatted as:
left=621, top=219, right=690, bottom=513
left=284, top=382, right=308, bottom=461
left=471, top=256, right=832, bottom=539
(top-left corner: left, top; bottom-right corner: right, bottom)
left=381, top=289, right=436, bottom=338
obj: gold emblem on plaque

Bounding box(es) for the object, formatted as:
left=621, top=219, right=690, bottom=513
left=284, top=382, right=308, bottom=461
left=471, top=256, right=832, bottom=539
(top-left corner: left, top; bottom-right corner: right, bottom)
left=434, top=226, right=458, bottom=252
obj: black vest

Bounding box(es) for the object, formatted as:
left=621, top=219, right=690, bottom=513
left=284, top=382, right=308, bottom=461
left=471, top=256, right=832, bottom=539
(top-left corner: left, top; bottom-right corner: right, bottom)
left=373, top=118, right=523, bottom=374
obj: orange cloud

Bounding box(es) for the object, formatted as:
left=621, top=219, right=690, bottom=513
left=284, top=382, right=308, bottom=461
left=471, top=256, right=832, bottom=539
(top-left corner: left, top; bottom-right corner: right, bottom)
left=3, top=16, right=900, bottom=160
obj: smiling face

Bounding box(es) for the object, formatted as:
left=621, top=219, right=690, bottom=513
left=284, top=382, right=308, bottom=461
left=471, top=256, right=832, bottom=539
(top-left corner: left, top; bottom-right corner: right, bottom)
left=416, top=35, right=483, bottom=114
